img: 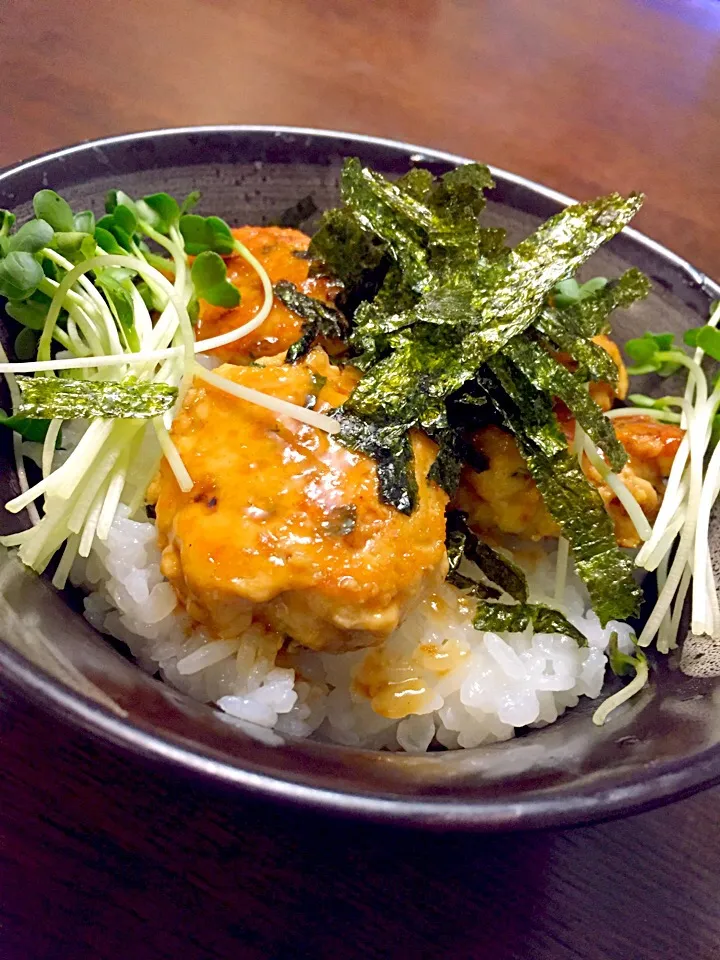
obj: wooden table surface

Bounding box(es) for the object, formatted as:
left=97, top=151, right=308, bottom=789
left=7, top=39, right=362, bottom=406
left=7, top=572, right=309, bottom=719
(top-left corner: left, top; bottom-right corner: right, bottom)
left=1, top=1, right=719, bottom=957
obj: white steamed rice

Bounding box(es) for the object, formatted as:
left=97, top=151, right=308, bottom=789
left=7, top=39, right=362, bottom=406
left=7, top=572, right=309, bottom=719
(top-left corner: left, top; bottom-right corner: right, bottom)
left=68, top=503, right=635, bottom=752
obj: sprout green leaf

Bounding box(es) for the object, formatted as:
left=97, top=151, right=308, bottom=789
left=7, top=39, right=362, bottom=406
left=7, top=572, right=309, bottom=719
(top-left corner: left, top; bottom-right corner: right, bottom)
left=0, top=251, right=45, bottom=300
left=73, top=210, right=95, bottom=234
left=32, top=190, right=74, bottom=232
left=141, top=193, right=181, bottom=232
left=5, top=291, right=53, bottom=330
left=13, top=327, right=38, bottom=361
left=94, top=225, right=127, bottom=256
left=552, top=275, right=608, bottom=307
left=608, top=631, right=647, bottom=677
left=95, top=215, right=134, bottom=252
left=179, top=191, right=201, bottom=217
left=0, top=210, right=16, bottom=238
left=625, top=331, right=682, bottom=376
left=111, top=203, right=138, bottom=237
left=179, top=214, right=236, bottom=255
left=191, top=251, right=241, bottom=308
left=695, top=325, right=720, bottom=362
left=0, top=409, right=52, bottom=443
left=559, top=268, right=649, bottom=337
left=95, top=270, right=140, bottom=351
left=8, top=218, right=54, bottom=254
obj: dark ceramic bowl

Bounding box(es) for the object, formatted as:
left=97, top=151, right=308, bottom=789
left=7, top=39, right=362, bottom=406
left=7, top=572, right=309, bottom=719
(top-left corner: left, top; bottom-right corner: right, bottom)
left=0, top=126, right=718, bottom=831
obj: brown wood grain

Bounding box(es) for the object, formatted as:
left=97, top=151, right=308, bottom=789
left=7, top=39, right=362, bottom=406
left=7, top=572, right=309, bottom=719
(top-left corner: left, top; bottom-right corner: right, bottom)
left=1, top=690, right=719, bottom=960
left=1, top=0, right=719, bottom=956
left=3, top=0, right=720, bottom=274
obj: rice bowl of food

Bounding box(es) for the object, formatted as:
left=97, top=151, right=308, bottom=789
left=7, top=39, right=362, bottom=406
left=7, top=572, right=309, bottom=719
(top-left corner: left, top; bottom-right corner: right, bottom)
left=0, top=127, right=718, bottom=829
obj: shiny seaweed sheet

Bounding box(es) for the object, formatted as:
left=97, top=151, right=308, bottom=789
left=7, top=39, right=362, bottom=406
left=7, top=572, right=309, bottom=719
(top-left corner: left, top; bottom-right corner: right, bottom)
left=332, top=409, right=418, bottom=515
left=345, top=189, right=643, bottom=429
left=17, top=376, right=178, bottom=420
left=273, top=281, right=350, bottom=362
left=533, top=309, right=620, bottom=386
left=309, top=160, right=646, bottom=623
left=477, top=366, right=642, bottom=625
left=504, top=335, right=627, bottom=472
left=445, top=511, right=528, bottom=603
left=473, top=600, right=588, bottom=646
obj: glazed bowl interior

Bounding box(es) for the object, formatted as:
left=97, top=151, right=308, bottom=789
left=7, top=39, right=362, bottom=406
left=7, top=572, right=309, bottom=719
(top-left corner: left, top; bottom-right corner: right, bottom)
left=0, top=126, right=719, bottom=830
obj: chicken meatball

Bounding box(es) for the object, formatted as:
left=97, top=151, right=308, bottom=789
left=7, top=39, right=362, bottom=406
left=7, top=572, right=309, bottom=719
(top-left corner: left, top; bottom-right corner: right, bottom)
left=151, top=350, right=449, bottom=652
left=454, top=416, right=684, bottom=548
left=195, top=226, right=340, bottom=364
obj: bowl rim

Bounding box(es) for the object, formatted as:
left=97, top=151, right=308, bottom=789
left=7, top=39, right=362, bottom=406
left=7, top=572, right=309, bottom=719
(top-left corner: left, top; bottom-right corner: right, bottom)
left=1, top=124, right=719, bottom=831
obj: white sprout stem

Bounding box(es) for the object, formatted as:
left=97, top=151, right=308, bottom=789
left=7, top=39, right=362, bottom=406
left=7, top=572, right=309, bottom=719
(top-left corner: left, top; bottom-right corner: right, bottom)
left=592, top=656, right=649, bottom=726
left=554, top=537, right=569, bottom=604
left=68, top=304, right=106, bottom=359
left=635, top=429, right=691, bottom=568
left=0, top=529, right=32, bottom=548
left=153, top=418, right=193, bottom=492
left=605, top=407, right=682, bottom=424
left=11, top=434, right=40, bottom=525
left=48, top=326, right=73, bottom=352
left=691, top=400, right=720, bottom=636
left=192, top=363, right=340, bottom=435
left=51, top=534, right=80, bottom=591
left=130, top=285, right=154, bottom=346
left=581, top=434, right=652, bottom=542
left=96, top=446, right=131, bottom=541
left=65, top=315, right=90, bottom=357
left=46, top=256, right=126, bottom=364
left=52, top=421, right=116, bottom=500
left=78, top=479, right=110, bottom=558
left=66, top=425, right=137, bottom=534
left=41, top=419, right=63, bottom=479
left=6, top=224, right=330, bottom=569
left=5, top=420, right=114, bottom=513
left=656, top=552, right=673, bottom=654
left=38, top=277, right=95, bottom=316
left=39, top=253, right=195, bottom=380
left=682, top=301, right=720, bottom=426
left=188, top=248, right=274, bottom=352
left=21, top=494, right=82, bottom=572
left=0, top=237, right=274, bottom=378
left=641, top=504, right=687, bottom=573
left=671, top=353, right=708, bottom=411
left=0, top=309, right=275, bottom=375
left=18, top=424, right=140, bottom=571
left=165, top=225, right=190, bottom=294
left=669, top=564, right=693, bottom=646
left=127, top=446, right=162, bottom=516
left=638, top=400, right=707, bottom=647
left=139, top=224, right=191, bottom=389
left=43, top=249, right=110, bottom=317
left=138, top=221, right=187, bottom=294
